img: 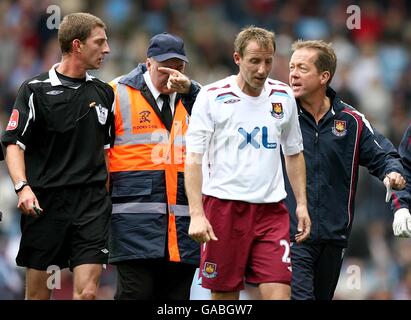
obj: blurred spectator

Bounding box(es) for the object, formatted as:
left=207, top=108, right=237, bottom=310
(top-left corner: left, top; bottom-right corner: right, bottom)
left=393, top=263, right=411, bottom=299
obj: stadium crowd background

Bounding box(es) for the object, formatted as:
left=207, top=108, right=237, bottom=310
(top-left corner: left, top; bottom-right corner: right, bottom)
left=0, top=0, right=411, bottom=299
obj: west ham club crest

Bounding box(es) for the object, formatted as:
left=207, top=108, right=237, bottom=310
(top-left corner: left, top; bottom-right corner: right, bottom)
left=270, top=102, right=284, bottom=119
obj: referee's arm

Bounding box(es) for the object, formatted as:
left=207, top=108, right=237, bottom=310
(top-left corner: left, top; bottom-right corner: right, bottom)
left=6, top=144, right=40, bottom=216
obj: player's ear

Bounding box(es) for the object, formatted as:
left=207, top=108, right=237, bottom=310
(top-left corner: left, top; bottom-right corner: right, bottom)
left=320, top=71, right=330, bottom=86
left=233, top=52, right=241, bottom=66
left=72, top=39, right=83, bottom=53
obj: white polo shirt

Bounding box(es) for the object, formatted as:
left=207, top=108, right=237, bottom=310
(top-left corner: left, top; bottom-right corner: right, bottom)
left=186, top=75, right=303, bottom=203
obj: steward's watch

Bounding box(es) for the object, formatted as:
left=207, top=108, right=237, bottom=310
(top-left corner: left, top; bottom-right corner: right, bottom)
left=14, top=180, right=29, bottom=194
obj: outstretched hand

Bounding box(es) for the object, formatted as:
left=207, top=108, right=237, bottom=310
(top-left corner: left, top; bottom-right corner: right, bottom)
left=384, top=172, right=406, bottom=202
left=295, top=205, right=311, bottom=243
left=384, top=172, right=406, bottom=190
left=158, top=67, right=191, bottom=94
left=17, top=186, right=43, bottom=217
left=189, top=214, right=218, bottom=243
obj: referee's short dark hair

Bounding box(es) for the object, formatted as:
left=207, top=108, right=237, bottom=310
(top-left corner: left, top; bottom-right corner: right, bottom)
left=58, top=12, right=106, bottom=54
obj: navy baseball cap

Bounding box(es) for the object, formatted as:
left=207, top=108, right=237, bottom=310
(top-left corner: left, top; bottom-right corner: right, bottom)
left=147, top=32, right=188, bottom=63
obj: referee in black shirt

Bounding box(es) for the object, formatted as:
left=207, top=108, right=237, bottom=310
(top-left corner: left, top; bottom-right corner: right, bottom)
left=1, top=12, right=114, bottom=300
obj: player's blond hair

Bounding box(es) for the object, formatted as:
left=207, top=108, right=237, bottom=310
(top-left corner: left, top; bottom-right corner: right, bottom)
left=234, top=26, right=276, bottom=57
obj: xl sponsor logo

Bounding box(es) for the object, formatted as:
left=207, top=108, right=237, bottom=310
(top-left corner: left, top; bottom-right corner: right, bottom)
left=238, top=126, right=277, bottom=149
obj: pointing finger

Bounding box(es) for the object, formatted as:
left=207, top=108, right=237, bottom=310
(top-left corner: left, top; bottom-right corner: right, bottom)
left=158, top=67, right=179, bottom=76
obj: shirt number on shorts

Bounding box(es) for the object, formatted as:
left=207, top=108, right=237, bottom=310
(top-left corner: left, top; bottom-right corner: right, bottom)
left=280, top=239, right=291, bottom=263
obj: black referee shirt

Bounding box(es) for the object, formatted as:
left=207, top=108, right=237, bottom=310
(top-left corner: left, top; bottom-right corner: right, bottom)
left=1, top=64, right=115, bottom=188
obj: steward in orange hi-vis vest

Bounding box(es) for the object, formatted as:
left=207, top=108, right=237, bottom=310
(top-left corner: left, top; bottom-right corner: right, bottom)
left=108, top=63, right=201, bottom=266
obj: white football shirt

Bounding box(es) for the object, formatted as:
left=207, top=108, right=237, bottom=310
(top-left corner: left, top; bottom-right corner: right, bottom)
left=186, top=75, right=303, bottom=203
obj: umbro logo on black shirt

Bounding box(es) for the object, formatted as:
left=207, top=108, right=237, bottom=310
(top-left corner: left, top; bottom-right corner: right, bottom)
left=46, top=90, right=64, bottom=95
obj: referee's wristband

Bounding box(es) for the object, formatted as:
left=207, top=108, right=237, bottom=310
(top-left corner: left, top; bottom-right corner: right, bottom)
left=14, top=181, right=29, bottom=194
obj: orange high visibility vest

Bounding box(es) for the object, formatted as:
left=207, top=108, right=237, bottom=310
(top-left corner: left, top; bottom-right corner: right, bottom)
left=109, top=82, right=190, bottom=262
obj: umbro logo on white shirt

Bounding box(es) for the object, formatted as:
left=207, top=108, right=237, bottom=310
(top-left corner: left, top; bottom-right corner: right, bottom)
left=224, top=98, right=241, bottom=104
left=46, top=90, right=64, bottom=95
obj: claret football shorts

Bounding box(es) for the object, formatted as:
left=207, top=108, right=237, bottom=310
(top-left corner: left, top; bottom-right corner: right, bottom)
left=200, top=195, right=291, bottom=292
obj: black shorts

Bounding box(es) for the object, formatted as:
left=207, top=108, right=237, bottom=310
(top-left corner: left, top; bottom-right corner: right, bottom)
left=17, top=183, right=111, bottom=271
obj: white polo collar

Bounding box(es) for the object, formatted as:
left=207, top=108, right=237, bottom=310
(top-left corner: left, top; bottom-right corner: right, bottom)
left=49, top=63, right=93, bottom=87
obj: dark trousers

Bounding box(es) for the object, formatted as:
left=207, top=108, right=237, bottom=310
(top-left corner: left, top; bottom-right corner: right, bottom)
left=291, top=242, right=344, bottom=300
left=114, top=259, right=197, bottom=300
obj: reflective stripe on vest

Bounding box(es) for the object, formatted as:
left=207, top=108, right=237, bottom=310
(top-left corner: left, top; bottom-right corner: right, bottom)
left=112, top=202, right=166, bottom=214
left=112, top=203, right=189, bottom=216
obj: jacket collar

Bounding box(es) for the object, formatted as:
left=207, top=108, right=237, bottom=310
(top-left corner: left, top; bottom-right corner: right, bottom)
left=118, top=63, right=147, bottom=90
left=327, top=86, right=352, bottom=113
left=297, top=86, right=346, bottom=116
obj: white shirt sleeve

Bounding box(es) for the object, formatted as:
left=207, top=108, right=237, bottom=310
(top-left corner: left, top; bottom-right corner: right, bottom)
left=186, top=88, right=214, bottom=154
left=280, top=94, right=304, bottom=155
